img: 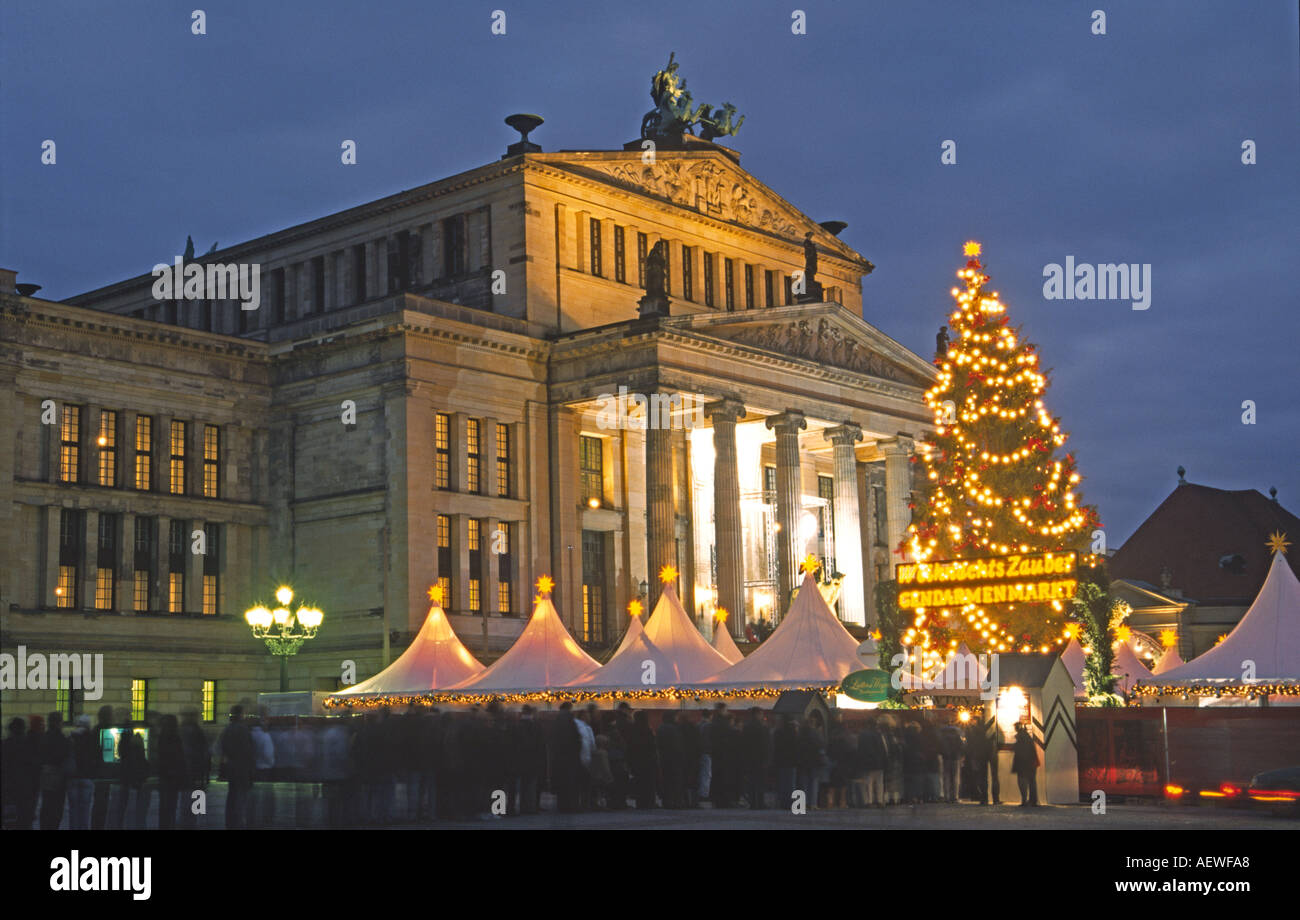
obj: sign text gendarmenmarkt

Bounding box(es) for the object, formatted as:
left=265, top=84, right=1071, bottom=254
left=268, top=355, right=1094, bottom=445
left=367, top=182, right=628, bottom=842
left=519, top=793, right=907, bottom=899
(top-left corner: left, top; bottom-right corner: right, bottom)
left=895, top=551, right=1078, bottom=611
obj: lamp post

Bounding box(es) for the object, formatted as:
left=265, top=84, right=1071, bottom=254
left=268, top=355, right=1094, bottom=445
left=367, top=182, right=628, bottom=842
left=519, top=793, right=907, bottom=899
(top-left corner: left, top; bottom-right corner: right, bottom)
left=244, top=586, right=323, bottom=693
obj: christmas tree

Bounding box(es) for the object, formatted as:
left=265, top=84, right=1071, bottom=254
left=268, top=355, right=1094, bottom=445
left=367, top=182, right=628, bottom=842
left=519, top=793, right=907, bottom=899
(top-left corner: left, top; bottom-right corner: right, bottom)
left=903, top=242, right=1101, bottom=663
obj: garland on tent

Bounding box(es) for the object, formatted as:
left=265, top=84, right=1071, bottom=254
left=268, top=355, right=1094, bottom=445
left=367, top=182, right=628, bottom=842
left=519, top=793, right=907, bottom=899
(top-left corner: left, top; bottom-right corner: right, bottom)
left=323, top=682, right=843, bottom=710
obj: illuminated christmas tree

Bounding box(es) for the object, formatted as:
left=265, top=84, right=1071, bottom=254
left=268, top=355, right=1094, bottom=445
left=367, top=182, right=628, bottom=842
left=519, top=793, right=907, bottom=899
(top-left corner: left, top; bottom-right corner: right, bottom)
left=903, top=242, right=1101, bottom=662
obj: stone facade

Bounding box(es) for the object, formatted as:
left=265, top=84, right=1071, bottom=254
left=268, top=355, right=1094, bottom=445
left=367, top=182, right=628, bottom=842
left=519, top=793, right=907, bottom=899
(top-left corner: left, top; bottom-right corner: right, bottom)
left=1, top=138, right=933, bottom=722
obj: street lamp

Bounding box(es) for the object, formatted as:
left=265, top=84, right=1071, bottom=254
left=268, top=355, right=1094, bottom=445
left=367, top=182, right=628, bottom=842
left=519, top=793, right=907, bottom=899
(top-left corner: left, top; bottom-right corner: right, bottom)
left=244, top=585, right=323, bottom=693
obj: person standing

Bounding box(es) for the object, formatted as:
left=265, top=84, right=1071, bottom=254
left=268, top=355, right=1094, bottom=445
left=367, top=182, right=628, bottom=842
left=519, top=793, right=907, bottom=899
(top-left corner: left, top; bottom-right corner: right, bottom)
left=696, top=708, right=714, bottom=803
left=66, top=715, right=99, bottom=830
left=90, top=705, right=117, bottom=829
left=656, top=712, right=685, bottom=808
left=2, top=718, right=38, bottom=829
left=939, top=720, right=965, bottom=803
left=1012, top=723, right=1040, bottom=807
left=796, top=717, right=826, bottom=810
left=772, top=715, right=799, bottom=810
left=179, top=709, right=211, bottom=829
left=964, top=720, right=991, bottom=805
left=626, top=710, right=659, bottom=809
left=513, top=706, right=544, bottom=815
left=156, top=714, right=186, bottom=830
left=857, top=718, right=886, bottom=807
left=551, top=703, right=583, bottom=813
left=38, top=712, right=71, bottom=830
left=217, top=706, right=254, bottom=829
left=678, top=713, right=701, bottom=808
left=741, top=708, right=770, bottom=810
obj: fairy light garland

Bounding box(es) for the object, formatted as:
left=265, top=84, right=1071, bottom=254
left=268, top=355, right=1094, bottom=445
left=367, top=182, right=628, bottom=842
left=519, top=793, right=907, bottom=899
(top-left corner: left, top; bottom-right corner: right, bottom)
left=324, top=682, right=844, bottom=710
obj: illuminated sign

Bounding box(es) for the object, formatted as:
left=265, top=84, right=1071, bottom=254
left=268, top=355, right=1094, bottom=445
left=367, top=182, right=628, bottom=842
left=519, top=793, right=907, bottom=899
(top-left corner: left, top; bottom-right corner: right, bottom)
left=840, top=669, right=891, bottom=702
left=895, top=551, right=1077, bottom=611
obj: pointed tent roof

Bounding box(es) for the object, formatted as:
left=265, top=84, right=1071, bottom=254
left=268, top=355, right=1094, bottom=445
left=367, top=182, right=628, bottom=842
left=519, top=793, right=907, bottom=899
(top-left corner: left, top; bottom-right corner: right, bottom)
left=613, top=612, right=645, bottom=657
left=1153, top=645, right=1185, bottom=675
left=1145, top=549, right=1300, bottom=686
left=449, top=594, right=599, bottom=691
left=336, top=601, right=484, bottom=694
left=569, top=627, right=675, bottom=691
left=1061, top=638, right=1087, bottom=697
left=705, top=571, right=860, bottom=686
left=712, top=618, right=745, bottom=665
left=899, top=642, right=988, bottom=694
left=1112, top=639, right=1155, bottom=695
left=641, top=584, right=731, bottom=682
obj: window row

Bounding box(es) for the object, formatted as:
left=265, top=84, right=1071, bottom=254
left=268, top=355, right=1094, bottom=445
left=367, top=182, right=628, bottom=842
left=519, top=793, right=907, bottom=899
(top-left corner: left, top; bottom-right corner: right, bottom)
left=55, top=509, right=221, bottom=616
left=434, top=414, right=512, bottom=497
left=584, top=218, right=841, bottom=309
left=58, top=406, right=221, bottom=499
left=55, top=678, right=219, bottom=724
left=435, top=516, right=517, bottom=616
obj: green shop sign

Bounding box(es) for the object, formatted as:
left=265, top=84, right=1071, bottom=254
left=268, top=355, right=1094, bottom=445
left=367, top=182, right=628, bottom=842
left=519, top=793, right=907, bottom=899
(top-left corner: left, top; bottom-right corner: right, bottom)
left=840, top=669, right=891, bottom=703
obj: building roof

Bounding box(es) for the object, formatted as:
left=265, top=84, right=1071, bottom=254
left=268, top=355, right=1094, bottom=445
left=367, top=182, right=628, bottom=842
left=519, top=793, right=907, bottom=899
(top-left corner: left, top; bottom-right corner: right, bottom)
left=1109, top=483, right=1300, bottom=604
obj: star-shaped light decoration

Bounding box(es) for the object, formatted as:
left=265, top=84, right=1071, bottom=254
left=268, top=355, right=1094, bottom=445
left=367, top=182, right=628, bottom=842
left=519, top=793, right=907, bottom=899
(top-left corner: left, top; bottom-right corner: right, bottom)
left=628, top=599, right=644, bottom=619
left=1063, top=622, right=1080, bottom=639
left=427, top=584, right=444, bottom=606
left=535, top=574, right=555, bottom=597
left=1159, top=629, right=1178, bottom=648
left=658, top=564, right=678, bottom=584
left=963, top=240, right=982, bottom=258
left=799, top=554, right=822, bottom=576
left=1266, top=531, right=1291, bottom=556
left=1115, top=624, right=1132, bottom=645
left=714, top=607, right=728, bottom=624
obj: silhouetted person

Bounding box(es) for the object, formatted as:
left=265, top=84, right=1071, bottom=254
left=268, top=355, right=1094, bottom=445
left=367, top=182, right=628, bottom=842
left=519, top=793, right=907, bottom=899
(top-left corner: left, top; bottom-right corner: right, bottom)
left=656, top=712, right=685, bottom=808
left=772, top=715, right=799, bottom=809
left=91, top=705, right=117, bottom=829
left=2, top=718, right=38, bottom=829
left=156, top=714, right=186, bottom=829
left=964, top=720, right=992, bottom=805
left=38, top=712, right=70, bottom=829
left=179, top=709, right=210, bottom=828
left=218, top=706, right=254, bottom=829
left=1012, top=724, right=1039, bottom=807
left=67, top=715, right=99, bottom=829
left=626, top=710, right=659, bottom=809
left=551, top=703, right=583, bottom=813
left=513, top=706, right=545, bottom=815
left=741, top=708, right=771, bottom=809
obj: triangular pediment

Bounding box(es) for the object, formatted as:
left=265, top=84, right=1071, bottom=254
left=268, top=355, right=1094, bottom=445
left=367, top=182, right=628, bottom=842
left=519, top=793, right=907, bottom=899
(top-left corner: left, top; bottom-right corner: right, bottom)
left=671, top=303, right=935, bottom=388
left=534, top=150, right=864, bottom=263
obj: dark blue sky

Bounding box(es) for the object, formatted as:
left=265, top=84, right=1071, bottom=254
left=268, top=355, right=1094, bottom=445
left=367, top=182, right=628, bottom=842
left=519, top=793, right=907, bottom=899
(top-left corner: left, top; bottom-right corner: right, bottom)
left=3, top=1, right=1297, bottom=545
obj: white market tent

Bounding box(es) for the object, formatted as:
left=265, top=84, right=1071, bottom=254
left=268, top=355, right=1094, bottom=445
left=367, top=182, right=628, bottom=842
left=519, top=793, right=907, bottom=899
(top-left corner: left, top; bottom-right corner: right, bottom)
left=612, top=611, right=645, bottom=657
left=712, top=616, right=745, bottom=665
left=1141, top=549, right=1300, bottom=690
left=335, top=600, right=484, bottom=695
left=568, top=626, right=674, bottom=691
left=703, top=570, right=860, bottom=687
left=1153, top=645, right=1185, bottom=675
left=1111, top=638, right=1156, bottom=695
left=639, top=583, right=731, bottom=682
left=898, top=641, right=988, bottom=694
left=1061, top=637, right=1087, bottom=698
left=448, top=594, right=599, bottom=692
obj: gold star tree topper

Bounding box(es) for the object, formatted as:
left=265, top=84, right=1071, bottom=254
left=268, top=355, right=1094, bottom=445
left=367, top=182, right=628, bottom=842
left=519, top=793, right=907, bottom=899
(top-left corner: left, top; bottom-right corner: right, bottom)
left=1266, top=531, right=1291, bottom=555
left=658, top=564, right=678, bottom=584
left=963, top=240, right=982, bottom=258
left=427, top=584, right=445, bottom=606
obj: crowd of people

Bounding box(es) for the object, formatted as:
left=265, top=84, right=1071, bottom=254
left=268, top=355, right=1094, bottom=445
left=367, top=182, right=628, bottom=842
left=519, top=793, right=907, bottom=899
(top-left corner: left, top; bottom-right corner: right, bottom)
left=2, top=701, right=1043, bottom=828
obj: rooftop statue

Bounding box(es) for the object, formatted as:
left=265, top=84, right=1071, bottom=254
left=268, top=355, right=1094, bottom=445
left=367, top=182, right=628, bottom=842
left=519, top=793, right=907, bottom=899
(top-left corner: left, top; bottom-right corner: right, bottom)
left=640, top=52, right=744, bottom=143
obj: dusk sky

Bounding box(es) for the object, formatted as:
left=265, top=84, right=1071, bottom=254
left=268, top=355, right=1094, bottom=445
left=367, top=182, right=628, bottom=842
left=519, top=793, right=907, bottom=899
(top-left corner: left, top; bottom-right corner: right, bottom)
left=3, top=0, right=1297, bottom=545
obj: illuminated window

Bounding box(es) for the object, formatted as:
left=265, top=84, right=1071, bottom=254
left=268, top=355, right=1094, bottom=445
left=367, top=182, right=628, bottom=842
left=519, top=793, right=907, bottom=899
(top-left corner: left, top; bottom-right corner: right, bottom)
left=133, top=517, right=155, bottom=612
left=703, top=252, right=715, bottom=308
left=468, top=519, right=482, bottom=613
left=437, top=515, right=452, bottom=606
left=589, top=217, right=602, bottom=276
left=169, top=420, right=188, bottom=495
left=579, top=436, right=603, bottom=505
left=56, top=680, right=73, bottom=721
left=434, top=413, right=450, bottom=490
left=466, top=419, right=481, bottom=494
left=581, top=530, right=606, bottom=644
left=169, top=573, right=184, bottom=614
left=95, top=513, right=118, bottom=611
left=97, top=410, right=117, bottom=486
left=57, top=508, right=81, bottom=608
left=202, top=522, right=219, bottom=616
left=59, top=405, right=81, bottom=483
left=95, top=569, right=114, bottom=611
left=497, top=523, right=514, bottom=616
left=201, top=680, right=216, bottom=722
left=134, top=415, right=153, bottom=491
left=614, top=226, right=626, bottom=283
left=496, top=423, right=510, bottom=498
left=763, top=465, right=777, bottom=501
left=724, top=258, right=735, bottom=311
left=168, top=519, right=185, bottom=613
left=203, top=424, right=220, bottom=498
left=130, top=679, right=148, bottom=721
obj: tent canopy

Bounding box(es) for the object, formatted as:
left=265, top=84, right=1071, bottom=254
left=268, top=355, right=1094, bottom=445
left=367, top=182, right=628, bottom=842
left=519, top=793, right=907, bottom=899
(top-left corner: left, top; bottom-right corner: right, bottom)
left=639, top=584, right=731, bottom=682
left=335, top=602, right=483, bottom=695
left=1146, top=549, right=1300, bottom=686
left=449, top=595, right=598, bottom=691
left=712, top=618, right=744, bottom=665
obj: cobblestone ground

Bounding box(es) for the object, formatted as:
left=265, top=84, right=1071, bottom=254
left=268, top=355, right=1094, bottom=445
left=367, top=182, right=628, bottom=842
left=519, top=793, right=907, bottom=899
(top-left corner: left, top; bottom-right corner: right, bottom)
left=34, top=781, right=1296, bottom=830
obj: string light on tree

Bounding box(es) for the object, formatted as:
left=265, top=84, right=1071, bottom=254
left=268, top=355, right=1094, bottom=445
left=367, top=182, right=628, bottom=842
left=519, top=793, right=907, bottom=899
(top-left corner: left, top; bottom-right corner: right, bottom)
left=903, top=242, right=1102, bottom=660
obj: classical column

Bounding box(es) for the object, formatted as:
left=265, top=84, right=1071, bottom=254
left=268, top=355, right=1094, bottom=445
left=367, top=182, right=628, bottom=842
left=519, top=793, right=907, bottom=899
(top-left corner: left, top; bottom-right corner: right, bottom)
left=645, top=409, right=675, bottom=607
left=765, top=410, right=806, bottom=615
left=705, top=399, right=745, bottom=634
left=879, top=436, right=915, bottom=563
left=825, top=424, right=866, bottom=625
